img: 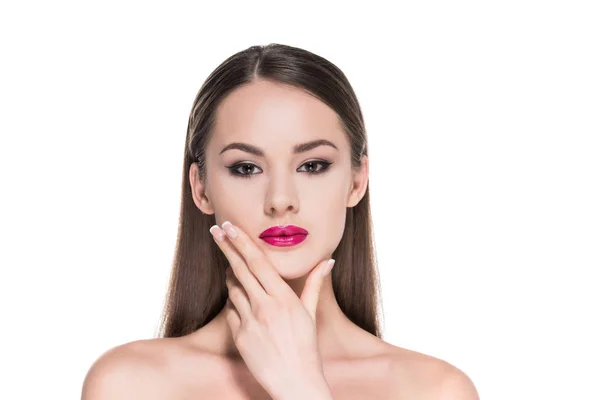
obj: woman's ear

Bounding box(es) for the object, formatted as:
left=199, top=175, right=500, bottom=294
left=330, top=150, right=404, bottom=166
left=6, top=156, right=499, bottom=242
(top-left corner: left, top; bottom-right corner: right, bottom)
left=189, top=162, right=215, bottom=215
left=347, top=154, right=369, bottom=208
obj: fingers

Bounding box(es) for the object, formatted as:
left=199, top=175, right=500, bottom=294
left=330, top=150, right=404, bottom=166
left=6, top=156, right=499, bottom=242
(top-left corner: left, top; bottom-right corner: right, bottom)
left=213, top=221, right=292, bottom=299
left=300, top=259, right=334, bottom=322
left=226, top=267, right=252, bottom=321
left=224, top=298, right=241, bottom=336
left=210, top=223, right=269, bottom=306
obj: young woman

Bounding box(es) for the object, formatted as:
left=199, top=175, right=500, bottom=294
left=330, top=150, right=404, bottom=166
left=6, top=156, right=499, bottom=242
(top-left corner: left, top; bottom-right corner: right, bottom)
left=82, top=43, right=479, bottom=400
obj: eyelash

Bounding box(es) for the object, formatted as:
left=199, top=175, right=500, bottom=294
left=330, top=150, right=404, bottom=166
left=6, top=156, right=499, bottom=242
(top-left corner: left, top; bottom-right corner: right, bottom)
left=226, top=160, right=333, bottom=179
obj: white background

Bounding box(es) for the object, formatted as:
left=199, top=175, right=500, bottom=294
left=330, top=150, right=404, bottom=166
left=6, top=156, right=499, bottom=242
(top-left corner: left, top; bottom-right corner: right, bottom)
left=1, top=1, right=598, bottom=399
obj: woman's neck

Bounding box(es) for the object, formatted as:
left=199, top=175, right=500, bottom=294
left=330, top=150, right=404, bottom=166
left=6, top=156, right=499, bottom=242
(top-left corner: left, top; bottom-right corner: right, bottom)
left=185, top=274, right=380, bottom=363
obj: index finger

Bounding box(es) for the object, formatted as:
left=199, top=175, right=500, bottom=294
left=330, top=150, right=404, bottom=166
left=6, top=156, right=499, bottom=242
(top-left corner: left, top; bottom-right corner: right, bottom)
left=221, top=221, right=292, bottom=299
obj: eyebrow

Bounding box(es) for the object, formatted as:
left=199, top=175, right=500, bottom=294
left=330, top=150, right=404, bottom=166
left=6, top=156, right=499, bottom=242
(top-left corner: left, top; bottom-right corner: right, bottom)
left=219, top=139, right=339, bottom=157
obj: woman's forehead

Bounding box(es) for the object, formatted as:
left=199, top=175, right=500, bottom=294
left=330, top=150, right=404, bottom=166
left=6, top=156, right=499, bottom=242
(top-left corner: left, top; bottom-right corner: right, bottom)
left=214, top=81, right=342, bottom=140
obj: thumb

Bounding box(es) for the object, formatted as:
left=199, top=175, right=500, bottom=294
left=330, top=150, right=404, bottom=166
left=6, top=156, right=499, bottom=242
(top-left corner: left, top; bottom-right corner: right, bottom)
left=300, top=259, right=335, bottom=321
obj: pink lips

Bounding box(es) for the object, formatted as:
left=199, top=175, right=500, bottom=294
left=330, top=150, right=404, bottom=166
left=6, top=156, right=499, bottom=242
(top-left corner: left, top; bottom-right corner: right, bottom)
left=259, top=225, right=308, bottom=247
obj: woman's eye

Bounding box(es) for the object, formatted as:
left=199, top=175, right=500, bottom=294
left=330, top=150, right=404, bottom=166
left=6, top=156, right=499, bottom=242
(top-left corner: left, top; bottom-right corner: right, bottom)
left=227, top=160, right=333, bottom=179
left=298, top=161, right=331, bottom=174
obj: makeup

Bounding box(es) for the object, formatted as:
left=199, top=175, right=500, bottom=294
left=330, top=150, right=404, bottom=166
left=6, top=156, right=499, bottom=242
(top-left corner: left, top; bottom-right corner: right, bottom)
left=260, top=234, right=307, bottom=247
left=259, top=225, right=308, bottom=247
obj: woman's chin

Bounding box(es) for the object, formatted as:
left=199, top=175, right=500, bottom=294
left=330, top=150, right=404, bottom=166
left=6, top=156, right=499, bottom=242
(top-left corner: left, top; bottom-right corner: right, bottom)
left=258, top=242, right=327, bottom=280
left=268, top=259, right=320, bottom=281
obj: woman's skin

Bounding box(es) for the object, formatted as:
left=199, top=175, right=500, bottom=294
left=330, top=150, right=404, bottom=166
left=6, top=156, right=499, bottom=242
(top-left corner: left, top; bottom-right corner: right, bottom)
left=81, top=78, right=480, bottom=399
left=188, top=79, right=373, bottom=367
left=206, top=220, right=338, bottom=399
left=185, top=80, right=479, bottom=399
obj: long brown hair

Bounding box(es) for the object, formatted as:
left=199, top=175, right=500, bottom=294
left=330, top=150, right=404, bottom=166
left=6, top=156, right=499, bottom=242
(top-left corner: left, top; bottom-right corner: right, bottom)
left=157, top=43, right=383, bottom=339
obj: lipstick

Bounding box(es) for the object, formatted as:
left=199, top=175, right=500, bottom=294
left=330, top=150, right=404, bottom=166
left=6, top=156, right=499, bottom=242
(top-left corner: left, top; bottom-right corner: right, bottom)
left=259, top=225, right=308, bottom=247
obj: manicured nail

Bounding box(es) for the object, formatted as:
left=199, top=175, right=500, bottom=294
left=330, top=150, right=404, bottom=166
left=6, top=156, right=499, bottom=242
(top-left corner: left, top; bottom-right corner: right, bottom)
left=209, top=225, right=225, bottom=242
left=322, top=259, right=335, bottom=276
left=222, top=221, right=238, bottom=239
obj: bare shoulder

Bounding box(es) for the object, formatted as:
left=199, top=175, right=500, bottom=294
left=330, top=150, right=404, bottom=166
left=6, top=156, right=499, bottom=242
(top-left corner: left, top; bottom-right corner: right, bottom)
left=81, top=337, right=197, bottom=399
left=387, top=344, right=480, bottom=399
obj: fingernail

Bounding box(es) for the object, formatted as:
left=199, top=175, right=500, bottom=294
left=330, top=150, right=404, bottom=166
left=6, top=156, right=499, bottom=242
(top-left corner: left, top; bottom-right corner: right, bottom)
left=209, top=225, right=225, bottom=242
left=322, top=259, right=335, bottom=276
left=222, top=221, right=238, bottom=238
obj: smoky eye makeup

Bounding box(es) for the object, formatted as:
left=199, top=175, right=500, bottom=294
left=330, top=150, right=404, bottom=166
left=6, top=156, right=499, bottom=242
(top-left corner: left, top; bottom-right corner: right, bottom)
left=226, top=159, right=334, bottom=179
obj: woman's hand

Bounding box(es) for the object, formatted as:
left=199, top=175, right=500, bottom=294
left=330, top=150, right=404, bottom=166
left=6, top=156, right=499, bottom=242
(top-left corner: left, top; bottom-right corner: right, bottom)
left=209, top=221, right=335, bottom=400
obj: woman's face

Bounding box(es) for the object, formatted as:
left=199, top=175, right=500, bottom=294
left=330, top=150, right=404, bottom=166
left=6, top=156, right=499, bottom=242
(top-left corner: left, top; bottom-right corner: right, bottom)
left=191, top=79, right=368, bottom=280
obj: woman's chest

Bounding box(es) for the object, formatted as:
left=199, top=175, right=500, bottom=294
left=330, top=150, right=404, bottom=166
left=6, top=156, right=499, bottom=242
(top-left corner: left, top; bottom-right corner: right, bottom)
left=191, top=376, right=397, bottom=400
left=176, top=357, right=398, bottom=400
